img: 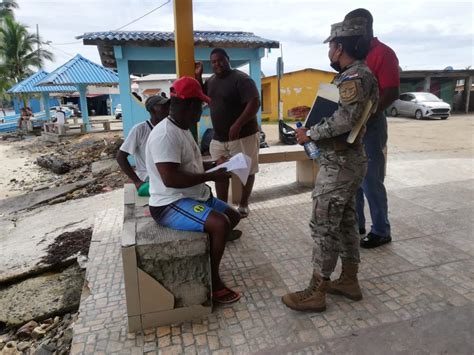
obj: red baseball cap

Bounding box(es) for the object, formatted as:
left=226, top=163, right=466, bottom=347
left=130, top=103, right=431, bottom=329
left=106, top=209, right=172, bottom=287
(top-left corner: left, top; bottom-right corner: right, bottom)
left=170, top=76, right=211, bottom=104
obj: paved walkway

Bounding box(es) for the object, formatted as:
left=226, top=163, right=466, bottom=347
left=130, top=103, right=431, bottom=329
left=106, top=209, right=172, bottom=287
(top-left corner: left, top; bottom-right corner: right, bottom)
left=70, top=136, right=474, bottom=354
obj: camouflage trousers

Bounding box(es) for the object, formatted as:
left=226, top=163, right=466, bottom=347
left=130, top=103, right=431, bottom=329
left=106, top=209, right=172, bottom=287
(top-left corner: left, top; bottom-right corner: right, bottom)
left=311, top=149, right=367, bottom=278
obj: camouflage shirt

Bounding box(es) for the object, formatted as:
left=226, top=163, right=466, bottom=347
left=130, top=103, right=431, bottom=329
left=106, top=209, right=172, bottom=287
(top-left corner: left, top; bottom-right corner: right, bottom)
left=308, top=60, right=379, bottom=146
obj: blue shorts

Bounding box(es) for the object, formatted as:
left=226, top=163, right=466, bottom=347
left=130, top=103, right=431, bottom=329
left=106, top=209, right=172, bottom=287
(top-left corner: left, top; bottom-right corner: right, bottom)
left=149, top=197, right=230, bottom=232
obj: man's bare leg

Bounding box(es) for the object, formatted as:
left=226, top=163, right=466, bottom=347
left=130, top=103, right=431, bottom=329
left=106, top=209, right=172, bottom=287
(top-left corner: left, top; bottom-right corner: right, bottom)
left=215, top=180, right=230, bottom=203
left=204, top=211, right=230, bottom=291
left=239, top=174, right=255, bottom=215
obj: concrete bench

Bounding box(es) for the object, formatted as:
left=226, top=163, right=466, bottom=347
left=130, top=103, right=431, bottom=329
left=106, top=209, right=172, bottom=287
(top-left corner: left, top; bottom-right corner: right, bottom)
left=121, top=184, right=212, bottom=332
left=43, top=122, right=86, bottom=135
left=90, top=119, right=122, bottom=131
left=230, top=145, right=319, bottom=204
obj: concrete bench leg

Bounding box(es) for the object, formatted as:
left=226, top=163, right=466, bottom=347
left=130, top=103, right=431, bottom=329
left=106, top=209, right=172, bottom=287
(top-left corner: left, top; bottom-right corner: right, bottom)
left=57, top=124, right=66, bottom=135
left=103, top=122, right=111, bottom=131
left=296, top=160, right=319, bottom=187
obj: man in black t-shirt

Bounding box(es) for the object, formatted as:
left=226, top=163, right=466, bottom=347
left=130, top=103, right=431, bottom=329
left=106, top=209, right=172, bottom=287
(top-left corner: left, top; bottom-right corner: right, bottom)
left=195, top=48, right=260, bottom=218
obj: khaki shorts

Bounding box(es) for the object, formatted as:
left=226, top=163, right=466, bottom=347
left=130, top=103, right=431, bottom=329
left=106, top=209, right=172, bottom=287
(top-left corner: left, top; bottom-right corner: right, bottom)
left=210, top=132, right=259, bottom=175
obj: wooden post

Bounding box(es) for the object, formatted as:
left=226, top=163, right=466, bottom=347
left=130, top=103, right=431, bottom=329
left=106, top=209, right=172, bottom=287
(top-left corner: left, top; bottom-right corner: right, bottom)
left=173, top=0, right=195, bottom=78
left=173, top=0, right=197, bottom=139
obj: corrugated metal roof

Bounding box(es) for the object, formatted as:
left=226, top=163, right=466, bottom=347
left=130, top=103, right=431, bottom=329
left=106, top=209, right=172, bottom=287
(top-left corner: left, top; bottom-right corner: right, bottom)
left=36, top=54, right=119, bottom=87
left=81, top=31, right=279, bottom=48
left=7, top=70, right=77, bottom=93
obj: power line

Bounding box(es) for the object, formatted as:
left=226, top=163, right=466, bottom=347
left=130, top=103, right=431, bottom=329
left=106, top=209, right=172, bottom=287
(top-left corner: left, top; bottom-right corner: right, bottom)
left=114, top=0, right=171, bottom=31
left=50, top=0, right=171, bottom=46
left=46, top=43, right=74, bottom=57
left=51, top=40, right=82, bottom=46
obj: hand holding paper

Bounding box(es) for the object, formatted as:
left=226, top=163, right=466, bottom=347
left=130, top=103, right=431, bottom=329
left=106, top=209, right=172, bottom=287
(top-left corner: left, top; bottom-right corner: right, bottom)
left=206, top=152, right=251, bottom=185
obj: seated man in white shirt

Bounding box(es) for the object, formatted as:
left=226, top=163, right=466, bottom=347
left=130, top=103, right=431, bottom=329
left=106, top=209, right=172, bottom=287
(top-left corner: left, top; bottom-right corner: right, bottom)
left=146, top=77, right=242, bottom=305
left=116, top=94, right=170, bottom=189
left=55, top=108, right=66, bottom=125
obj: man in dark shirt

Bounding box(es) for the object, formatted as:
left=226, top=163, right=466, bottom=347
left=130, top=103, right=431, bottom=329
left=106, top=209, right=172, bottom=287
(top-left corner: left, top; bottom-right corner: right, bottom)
left=196, top=48, right=261, bottom=218
left=344, top=9, right=400, bottom=248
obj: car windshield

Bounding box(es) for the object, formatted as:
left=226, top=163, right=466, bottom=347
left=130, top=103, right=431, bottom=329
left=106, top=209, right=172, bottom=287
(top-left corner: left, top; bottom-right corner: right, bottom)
left=414, top=93, right=441, bottom=102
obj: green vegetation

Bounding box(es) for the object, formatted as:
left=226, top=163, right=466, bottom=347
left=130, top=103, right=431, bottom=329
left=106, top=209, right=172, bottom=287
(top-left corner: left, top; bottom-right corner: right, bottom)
left=0, top=1, right=53, bottom=112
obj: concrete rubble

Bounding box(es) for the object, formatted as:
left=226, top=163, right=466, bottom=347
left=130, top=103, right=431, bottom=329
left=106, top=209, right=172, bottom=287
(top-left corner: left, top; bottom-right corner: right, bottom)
left=0, top=264, right=84, bottom=327
left=0, top=313, right=77, bottom=354
left=3, top=132, right=127, bottom=204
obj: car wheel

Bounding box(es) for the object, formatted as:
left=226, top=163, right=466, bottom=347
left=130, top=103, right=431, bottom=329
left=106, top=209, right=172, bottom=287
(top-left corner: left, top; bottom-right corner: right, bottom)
left=441, top=116, right=448, bottom=120
left=415, top=110, right=423, bottom=120
left=390, top=107, right=398, bottom=117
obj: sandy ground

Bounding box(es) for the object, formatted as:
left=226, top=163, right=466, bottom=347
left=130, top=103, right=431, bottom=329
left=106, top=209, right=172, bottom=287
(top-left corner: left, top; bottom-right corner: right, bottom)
left=262, top=114, right=474, bottom=156
left=0, top=113, right=471, bottom=201
left=0, top=138, right=56, bottom=200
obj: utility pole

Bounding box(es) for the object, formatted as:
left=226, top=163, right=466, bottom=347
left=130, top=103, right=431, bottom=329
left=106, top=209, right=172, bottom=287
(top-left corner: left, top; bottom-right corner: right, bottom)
left=276, top=45, right=284, bottom=121
left=36, top=24, right=41, bottom=69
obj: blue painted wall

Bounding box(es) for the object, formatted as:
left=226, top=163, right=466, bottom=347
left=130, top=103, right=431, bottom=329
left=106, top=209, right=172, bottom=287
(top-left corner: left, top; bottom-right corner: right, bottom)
left=110, top=94, right=121, bottom=115
left=12, top=97, right=60, bottom=113
left=114, top=45, right=265, bottom=142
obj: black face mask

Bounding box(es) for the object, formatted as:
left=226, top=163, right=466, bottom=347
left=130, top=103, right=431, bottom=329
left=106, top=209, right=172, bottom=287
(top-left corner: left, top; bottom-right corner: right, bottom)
left=330, top=61, right=342, bottom=73
left=329, top=45, right=343, bottom=73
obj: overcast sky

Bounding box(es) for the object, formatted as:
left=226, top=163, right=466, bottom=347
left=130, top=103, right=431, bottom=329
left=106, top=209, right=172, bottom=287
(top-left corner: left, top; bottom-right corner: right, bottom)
left=14, top=0, right=474, bottom=75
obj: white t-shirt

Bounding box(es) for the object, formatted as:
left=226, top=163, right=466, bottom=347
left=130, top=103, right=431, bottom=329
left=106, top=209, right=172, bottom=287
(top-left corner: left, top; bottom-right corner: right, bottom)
left=120, top=120, right=154, bottom=181
left=55, top=110, right=66, bottom=125
left=146, top=118, right=210, bottom=207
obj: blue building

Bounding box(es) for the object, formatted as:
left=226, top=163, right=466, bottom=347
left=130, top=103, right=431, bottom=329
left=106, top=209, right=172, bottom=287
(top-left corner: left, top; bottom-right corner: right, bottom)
left=81, top=31, right=279, bottom=140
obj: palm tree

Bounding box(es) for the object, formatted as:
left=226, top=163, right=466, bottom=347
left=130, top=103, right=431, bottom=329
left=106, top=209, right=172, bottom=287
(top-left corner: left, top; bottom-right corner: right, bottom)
left=0, top=16, right=53, bottom=110
left=0, top=16, right=54, bottom=83
left=0, top=72, right=12, bottom=116
left=0, top=0, right=18, bottom=19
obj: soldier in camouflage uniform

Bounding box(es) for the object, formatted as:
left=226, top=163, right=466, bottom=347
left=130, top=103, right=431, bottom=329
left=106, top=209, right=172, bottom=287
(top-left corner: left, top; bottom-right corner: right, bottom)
left=282, top=17, right=379, bottom=312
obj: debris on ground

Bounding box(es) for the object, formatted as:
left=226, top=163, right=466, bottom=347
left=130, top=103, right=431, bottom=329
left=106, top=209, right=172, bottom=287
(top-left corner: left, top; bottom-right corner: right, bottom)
left=36, top=156, right=71, bottom=175
left=38, top=228, right=92, bottom=267
left=5, top=132, right=128, bottom=203
left=0, top=312, right=78, bottom=354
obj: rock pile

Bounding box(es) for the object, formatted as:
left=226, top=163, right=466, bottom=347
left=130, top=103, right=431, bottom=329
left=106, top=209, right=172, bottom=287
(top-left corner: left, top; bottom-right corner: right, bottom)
left=7, top=132, right=128, bottom=203
left=0, top=313, right=77, bottom=355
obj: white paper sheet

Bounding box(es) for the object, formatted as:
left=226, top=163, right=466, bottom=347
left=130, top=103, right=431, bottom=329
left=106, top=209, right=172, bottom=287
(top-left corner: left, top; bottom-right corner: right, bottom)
left=206, top=152, right=251, bottom=185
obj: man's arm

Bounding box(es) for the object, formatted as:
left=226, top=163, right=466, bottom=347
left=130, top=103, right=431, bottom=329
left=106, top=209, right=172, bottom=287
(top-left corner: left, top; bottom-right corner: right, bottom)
left=202, top=156, right=229, bottom=171
left=195, top=61, right=204, bottom=86
left=157, top=162, right=229, bottom=188
left=116, top=150, right=143, bottom=189
left=228, top=97, right=260, bottom=141
left=306, top=78, right=367, bottom=141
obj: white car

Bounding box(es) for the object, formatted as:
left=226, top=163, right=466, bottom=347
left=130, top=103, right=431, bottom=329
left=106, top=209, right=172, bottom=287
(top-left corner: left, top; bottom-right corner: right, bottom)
left=388, top=92, right=451, bottom=120
left=49, top=106, right=73, bottom=118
